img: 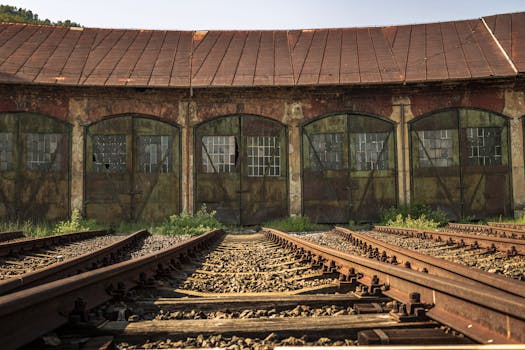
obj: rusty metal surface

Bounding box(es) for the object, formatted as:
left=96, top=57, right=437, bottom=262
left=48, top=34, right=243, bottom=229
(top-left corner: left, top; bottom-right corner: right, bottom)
left=195, top=115, right=287, bottom=225
left=0, top=231, right=23, bottom=242
left=0, top=229, right=223, bottom=350
left=302, top=114, right=396, bottom=223
left=0, top=229, right=109, bottom=257
left=0, top=229, right=148, bottom=296
left=484, top=12, right=525, bottom=72
left=374, top=225, right=525, bottom=255
left=85, top=116, right=181, bottom=223
left=264, top=228, right=525, bottom=344
left=335, top=227, right=525, bottom=298
left=410, top=109, right=511, bottom=219
left=449, top=222, right=525, bottom=239
left=0, top=112, right=70, bottom=221
left=0, top=14, right=521, bottom=88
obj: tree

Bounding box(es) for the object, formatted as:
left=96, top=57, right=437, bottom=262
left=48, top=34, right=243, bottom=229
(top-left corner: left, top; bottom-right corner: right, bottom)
left=0, top=5, right=81, bottom=27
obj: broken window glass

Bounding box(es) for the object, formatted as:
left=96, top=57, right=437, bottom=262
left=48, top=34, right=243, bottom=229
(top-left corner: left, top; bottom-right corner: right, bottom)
left=466, top=127, right=502, bottom=166
left=354, top=132, right=388, bottom=170
left=139, top=135, right=172, bottom=173
left=247, top=136, right=280, bottom=177
left=92, top=135, right=126, bottom=173
left=26, top=133, right=63, bottom=171
left=201, top=135, right=236, bottom=173
left=0, top=132, right=13, bottom=171
left=309, top=133, right=343, bottom=170
left=417, top=129, right=454, bottom=167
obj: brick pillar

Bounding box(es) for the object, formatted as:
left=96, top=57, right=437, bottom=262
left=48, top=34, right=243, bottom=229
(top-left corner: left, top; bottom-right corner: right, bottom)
left=68, top=97, right=89, bottom=214
left=391, top=96, right=414, bottom=207
left=178, top=100, right=196, bottom=214
left=504, top=90, right=525, bottom=217
left=284, top=101, right=304, bottom=216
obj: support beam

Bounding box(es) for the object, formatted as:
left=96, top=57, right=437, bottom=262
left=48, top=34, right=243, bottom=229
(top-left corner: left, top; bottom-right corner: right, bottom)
left=284, top=102, right=303, bottom=216
left=504, top=90, right=525, bottom=217
left=391, top=97, right=414, bottom=207
left=68, top=97, right=89, bottom=214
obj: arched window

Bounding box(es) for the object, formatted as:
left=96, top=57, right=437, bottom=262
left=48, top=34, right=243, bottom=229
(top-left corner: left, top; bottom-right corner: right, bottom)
left=410, top=109, right=511, bottom=219
left=302, top=113, right=397, bottom=223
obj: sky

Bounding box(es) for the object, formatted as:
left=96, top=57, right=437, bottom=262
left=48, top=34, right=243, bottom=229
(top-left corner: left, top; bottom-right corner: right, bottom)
left=3, top=0, right=525, bottom=30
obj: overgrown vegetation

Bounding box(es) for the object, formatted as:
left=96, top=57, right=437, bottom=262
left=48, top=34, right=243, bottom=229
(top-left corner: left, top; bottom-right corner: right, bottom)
left=54, top=209, right=102, bottom=234
left=386, top=213, right=439, bottom=230
left=0, top=5, right=80, bottom=26
left=152, top=205, right=225, bottom=236
left=262, top=215, right=327, bottom=232
left=381, top=203, right=448, bottom=227
left=0, top=220, right=54, bottom=237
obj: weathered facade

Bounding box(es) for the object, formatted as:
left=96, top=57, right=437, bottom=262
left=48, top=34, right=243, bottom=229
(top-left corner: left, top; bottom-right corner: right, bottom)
left=0, top=12, right=524, bottom=224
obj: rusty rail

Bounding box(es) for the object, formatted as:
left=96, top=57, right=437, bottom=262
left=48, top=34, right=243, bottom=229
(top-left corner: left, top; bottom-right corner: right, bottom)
left=0, top=229, right=223, bottom=350
left=0, top=230, right=149, bottom=296
left=0, top=229, right=110, bottom=257
left=373, top=225, right=525, bottom=255
left=488, top=222, right=525, bottom=231
left=264, top=228, right=525, bottom=344
left=334, top=227, right=525, bottom=298
left=448, top=222, right=525, bottom=240
left=0, top=231, right=24, bottom=243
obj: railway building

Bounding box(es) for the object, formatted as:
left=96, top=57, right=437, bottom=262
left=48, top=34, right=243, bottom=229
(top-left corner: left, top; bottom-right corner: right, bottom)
left=0, top=12, right=524, bottom=225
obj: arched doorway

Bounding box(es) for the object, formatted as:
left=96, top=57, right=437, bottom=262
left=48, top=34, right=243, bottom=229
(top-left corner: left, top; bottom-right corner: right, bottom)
left=302, top=113, right=397, bottom=223
left=195, top=115, right=288, bottom=225
left=410, top=108, right=511, bottom=219
left=0, top=112, right=70, bottom=220
left=85, top=115, right=181, bottom=223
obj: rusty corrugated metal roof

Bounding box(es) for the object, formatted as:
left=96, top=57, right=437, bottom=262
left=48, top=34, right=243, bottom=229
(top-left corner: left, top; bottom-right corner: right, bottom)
left=484, top=12, right=525, bottom=72
left=0, top=13, right=522, bottom=88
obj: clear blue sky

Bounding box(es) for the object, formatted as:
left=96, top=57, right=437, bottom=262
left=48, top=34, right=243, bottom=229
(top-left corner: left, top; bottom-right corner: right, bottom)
left=4, top=0, right=525, bottom=30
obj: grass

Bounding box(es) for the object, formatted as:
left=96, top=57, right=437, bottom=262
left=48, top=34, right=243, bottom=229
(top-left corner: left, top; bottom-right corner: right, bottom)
left=262, top=216, right=328, bottom=232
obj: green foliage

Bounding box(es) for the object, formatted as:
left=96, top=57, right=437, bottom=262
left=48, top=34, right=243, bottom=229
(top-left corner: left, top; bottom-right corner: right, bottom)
left=0, top=220, right=54, bottom=237
left=153, top=205, right=225, bottom=236
left=262, top=216, right=327, bottom=232
left=0, top=5, right=81, bottom=26
left=381, top=203, right=448, bottom=226
left=53, top=209, right=102, bottom=234
left=386, top=213, right=439, bottom=230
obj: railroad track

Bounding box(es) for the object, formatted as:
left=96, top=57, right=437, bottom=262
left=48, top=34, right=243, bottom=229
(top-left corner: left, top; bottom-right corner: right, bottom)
left=0, top=231, right=24, bottom=243
left=0, top=228, right=522, bottom=349
left=447, top=222, right=525, bottom=240
left=374, top=225, right=525, bottom=256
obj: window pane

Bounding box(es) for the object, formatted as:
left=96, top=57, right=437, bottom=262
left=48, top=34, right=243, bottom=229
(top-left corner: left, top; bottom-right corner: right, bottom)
left=0, top=132, right=13, bottom=171
left=247, top=136, right=280, bottom=177
left=139, top=135, right=172, bottom=173
left=26, top=133, right=63, bottom=171
left=466, top=127, right=502, bottom=166
left=417, top=129, right=454, bottom=168
left=201, top=136, right=236, bottom=173
left=93, top=135, right=126, bottom=173
left=353, top=132, right=389, bottom=170
left=309, top=133, right=343, bottom=170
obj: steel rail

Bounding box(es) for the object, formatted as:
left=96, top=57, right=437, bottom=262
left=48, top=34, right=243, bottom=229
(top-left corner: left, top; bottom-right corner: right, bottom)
left=334, top=227, right=525, bottom=298
left=373, top=225, right=525, bottom=255
left=263, top=228, right=525, bottom=344
left=0, top=229, right=110, bottom=257
left=0, top=231, right=24, bottom=242
left=0, top=229, right=149, bottom=296
left=0, top=229, right=223, bottom=350
left=488, top=222, right=525, bottom=231
left=448, top=222, right=525, bottom=239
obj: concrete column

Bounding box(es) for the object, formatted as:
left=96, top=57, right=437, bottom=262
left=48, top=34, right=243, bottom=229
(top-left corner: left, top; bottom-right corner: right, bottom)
left=178, top=101, right=196, bottom=214
left=68, top=97, right=89, bottom=214
left=503, top=90, right=525, bottom=217
left=391, top=96, right=414, bottom=207
left=284, top=102, right=304, bottom=216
